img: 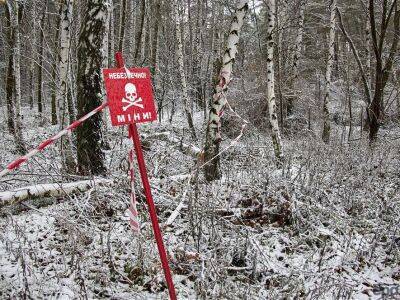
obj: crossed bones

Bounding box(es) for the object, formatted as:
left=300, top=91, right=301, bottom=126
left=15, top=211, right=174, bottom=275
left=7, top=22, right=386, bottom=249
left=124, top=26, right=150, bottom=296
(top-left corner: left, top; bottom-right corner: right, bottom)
left=122, top=97, right=144, bottom=111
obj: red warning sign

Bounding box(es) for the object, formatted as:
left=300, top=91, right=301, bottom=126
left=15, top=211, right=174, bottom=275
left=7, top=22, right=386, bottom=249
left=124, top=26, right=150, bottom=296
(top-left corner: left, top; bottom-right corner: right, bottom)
left=103, top=68, right=157, bottom=126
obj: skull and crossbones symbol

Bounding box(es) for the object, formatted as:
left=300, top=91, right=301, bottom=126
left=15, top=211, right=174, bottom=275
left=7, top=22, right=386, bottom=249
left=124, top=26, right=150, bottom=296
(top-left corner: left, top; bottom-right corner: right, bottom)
left=122, top=83, right=143, bottom=111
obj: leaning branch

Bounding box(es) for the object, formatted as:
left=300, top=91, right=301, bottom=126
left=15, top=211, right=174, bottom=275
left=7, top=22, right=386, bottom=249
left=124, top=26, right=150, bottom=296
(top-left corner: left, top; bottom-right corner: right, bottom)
left=383, top=7, right=400, bottom=85
left=336, top=7, right=372, bottom=104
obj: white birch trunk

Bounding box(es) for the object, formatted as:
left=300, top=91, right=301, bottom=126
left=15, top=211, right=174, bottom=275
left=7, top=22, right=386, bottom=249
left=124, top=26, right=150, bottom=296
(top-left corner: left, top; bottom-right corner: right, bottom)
left=0, top=179, right=113, bottom=208
left=266, top=0, right=284, bottom=164
left=293, top=1, right=306, bottom=83
left=57, top=0, right=75, bottom=172
left=173, top=0, right=197, bottom=139
left=322, top=0, right=337, bottom=143
left=204, top=0, right=249, bottom=181
left=58, top=0, right=72, bottom=128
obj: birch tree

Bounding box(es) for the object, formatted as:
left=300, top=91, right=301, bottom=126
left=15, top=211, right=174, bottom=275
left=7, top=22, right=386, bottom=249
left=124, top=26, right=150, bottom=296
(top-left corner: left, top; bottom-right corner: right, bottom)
left=58, top=0, right=75, bottom=172
left=287, top=0, right=306, bottom=116
left=265, top=0, right=283, bottom=164
left=76, top=0, right=109, bottom=175
left=173, top=0, right=197, bottom=140
left=204, top=0, right=249, bottom=181
left=322, top=0, right=337, bottom=143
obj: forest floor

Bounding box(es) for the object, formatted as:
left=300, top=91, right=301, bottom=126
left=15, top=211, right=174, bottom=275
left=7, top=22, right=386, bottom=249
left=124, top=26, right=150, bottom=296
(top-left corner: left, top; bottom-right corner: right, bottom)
left=0, top=106, right=399, bottom=299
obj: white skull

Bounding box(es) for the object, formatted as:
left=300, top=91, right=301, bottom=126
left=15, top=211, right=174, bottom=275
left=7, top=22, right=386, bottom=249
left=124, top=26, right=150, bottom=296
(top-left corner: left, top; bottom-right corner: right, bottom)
left=125, top=83, right=137, bottom=102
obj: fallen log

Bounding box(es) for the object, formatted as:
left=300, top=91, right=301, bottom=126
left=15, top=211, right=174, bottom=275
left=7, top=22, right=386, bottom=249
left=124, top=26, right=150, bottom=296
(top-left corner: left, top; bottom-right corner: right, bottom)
left=0, top=178, right=113, bottom=208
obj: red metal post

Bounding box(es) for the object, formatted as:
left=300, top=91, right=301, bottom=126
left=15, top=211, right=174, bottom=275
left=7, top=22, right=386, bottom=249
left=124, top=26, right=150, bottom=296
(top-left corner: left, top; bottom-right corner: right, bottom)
left=115, top=52, right=177, bottom=300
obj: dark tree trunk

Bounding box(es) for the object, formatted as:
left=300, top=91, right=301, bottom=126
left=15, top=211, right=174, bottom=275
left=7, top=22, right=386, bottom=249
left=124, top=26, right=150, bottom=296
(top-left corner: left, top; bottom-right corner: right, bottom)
left=368, top=0, right=400, bottom=142
left=134, top=0, right=146, bottom=62
left=37, top=2, right=48, bottom=115
left=51, top=3, right=62, bottom=126
left=6, top=50, right=16, bottom=134
left=5, top=4, right=15, bottom=134
left=6, top=1, right=26, bottom=153
left=76, top=0, right=108, bottom=175
left=151, top=0, right=161, bottom=99
left=118, top=0, right=127, bottom=52
left=369, top=69, right=384, bottom=140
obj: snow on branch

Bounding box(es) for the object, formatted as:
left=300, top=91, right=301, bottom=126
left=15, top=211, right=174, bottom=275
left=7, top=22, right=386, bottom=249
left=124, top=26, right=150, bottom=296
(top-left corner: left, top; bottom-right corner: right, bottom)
left=0, top=178, right=113, bottom=208
left=144, top=132, right=202, bottom=158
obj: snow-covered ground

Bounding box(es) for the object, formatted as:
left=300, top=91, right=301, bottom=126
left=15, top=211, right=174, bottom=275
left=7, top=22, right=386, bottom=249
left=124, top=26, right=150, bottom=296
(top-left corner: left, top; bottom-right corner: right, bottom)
left=0, top=106, right=399, bottom=299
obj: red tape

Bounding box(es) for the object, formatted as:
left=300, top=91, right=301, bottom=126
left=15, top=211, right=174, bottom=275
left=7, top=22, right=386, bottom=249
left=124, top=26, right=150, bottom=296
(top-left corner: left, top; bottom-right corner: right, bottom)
left=0, top=102, right=108, bottom=178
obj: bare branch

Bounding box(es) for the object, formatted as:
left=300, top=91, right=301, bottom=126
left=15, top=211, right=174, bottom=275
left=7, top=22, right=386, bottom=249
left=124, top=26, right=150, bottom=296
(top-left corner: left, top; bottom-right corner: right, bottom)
left=336, top=7, right=372, bottom=104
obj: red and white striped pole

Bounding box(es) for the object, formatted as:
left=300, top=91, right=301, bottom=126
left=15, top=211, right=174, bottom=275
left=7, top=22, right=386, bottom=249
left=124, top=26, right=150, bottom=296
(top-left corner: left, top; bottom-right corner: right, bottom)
left=0, top=102, right=108, bottom=178
left=115, top=52, right=177, bottom=300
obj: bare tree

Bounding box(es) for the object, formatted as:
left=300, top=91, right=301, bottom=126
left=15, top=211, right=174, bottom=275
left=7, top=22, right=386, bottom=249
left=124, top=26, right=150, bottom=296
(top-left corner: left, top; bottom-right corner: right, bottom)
left=287, top=0, right=306, bottom=116
left=322, top=0, right=337, bottom=143
left=58, top=0, right=75, bottom=173
left=337, top=0, right=400, bottom=142
left=368, top=0, right=400, bottom=141
left=76, top=0, right=109, bottom=175
left=6, top=0, right=26, bottom=153
left=204, top=0, right=249, bottom=181
left=265, top=0, right=284, bottom=164
left=173, top=0, right=197, bottom=140
left=5, top=2, right=16, bottom=134
left=37, top=0, right=48, bottom=116
left=118, top=0, right=127, bottom=52
left=50, top=2, right=60, bottom=126
left=150, top=0, right=161, bottom=78
left=133, top=0, right=146, bottom=63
